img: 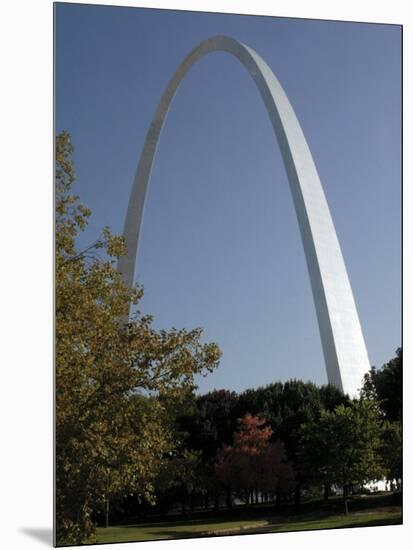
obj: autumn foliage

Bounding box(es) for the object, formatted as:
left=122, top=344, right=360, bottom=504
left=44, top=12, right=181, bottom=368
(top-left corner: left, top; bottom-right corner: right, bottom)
left=215, top=414, right=295, bottom=505
left=55, top=132, right=221, bottom=545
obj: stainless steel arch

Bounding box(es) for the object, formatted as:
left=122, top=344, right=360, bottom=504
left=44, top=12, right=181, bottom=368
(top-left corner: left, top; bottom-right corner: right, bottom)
left=118, top=35, right=370, bottom=397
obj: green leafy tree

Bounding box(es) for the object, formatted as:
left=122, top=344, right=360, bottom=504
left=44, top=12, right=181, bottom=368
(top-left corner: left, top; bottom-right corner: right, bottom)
left=361, top=348, right=402, bottom=421
left=236, top=380, right=349, bottom=504
left=180, top=390, right=240, bottom=462
left=154, top=448, right=203, bottom=514
left=299, top=400, right=385, bottom=514
left=380, top=421, right=402, bottom=489
left=55, top=132, right=221, bottom=545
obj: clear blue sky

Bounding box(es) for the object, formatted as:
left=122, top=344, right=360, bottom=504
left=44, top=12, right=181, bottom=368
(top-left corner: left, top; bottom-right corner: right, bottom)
left=55, top=3, right=401, bottom=394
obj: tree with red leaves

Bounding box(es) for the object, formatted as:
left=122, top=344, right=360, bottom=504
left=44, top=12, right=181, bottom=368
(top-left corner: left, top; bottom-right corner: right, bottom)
left=215, top=414, right=295, bottom=508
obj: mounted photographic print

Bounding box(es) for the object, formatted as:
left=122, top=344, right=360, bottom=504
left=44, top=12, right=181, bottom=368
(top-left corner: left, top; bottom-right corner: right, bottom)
left=54, top=1, right=402, bottom=546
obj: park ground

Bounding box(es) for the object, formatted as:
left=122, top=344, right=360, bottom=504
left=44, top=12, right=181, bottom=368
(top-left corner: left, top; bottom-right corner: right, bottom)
left=95, top=492, right=402, bottom=544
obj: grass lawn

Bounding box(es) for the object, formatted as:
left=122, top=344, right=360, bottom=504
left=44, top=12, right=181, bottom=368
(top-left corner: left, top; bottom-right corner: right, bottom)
left=95, top=508, right=401, bottom=544
left=268, top=510, right=401, bottom=533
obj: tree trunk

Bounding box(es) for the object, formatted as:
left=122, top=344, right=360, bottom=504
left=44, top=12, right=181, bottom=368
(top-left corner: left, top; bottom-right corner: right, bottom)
left=105, top=499, right=110, bottom=528
left=294, top=484, right=301, bottom=506
left=324, top=484, right=330, bottom=501
left=214, top=492, right=219, bottom=511
left=343, top=485, right=349, bottom=515
left=160, top=496, right=169, bottom=518
left=226, top=487, right=232, bottom=510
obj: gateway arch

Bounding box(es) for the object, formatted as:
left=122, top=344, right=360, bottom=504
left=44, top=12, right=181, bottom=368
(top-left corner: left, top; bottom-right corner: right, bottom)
left=117, top=36, right=370, bottom=398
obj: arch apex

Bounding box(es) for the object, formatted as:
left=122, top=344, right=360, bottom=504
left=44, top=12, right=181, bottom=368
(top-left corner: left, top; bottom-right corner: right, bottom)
left=118, top=36, right=370, bottom=398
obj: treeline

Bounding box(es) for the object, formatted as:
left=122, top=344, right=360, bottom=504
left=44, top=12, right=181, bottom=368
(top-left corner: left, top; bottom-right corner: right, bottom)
left=107, top=353, right=402, bottom=522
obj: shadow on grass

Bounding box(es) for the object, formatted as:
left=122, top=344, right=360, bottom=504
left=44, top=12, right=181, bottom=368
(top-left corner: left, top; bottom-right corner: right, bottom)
left=144, top=530, right=204, bottom=540
left=97, top=494, right=402, bottom=545
left=101, top=515, right=402, bottom=545
left=331, top=516, right=402, bottom=529
left=121, top=518, right=219, bottom=529
left=98, top=513, right=401, bottom=544
left=109, top=493, right=401, bottom=531
left=268, top=514, right=402, bottom=534
left=120, top=515, right=274, bottom=530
